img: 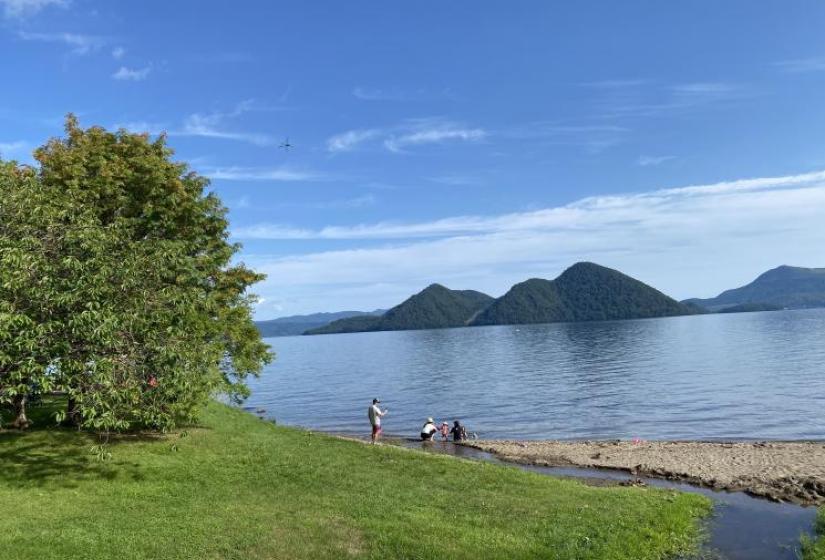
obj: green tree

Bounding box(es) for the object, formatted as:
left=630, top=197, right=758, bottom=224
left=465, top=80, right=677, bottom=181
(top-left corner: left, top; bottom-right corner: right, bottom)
left=0, top=163, right=62, bottom=428
left=0, top=116, right=271, bottom=431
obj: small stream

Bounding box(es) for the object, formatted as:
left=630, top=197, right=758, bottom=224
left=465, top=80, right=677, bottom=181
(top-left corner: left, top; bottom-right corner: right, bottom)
left=401, top=439, right=817, bottom=560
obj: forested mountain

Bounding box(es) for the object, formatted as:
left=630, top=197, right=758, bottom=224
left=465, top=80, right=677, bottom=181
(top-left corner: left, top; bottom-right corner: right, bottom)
left=471, top=262, right=695, bottom=326
left=255, top=310, right=385, bottom=337
left=305, top=284, right=493, bottom=335
left=684, top=265, right=825, bottom=311
left=716, top=302, right=783, bottom=314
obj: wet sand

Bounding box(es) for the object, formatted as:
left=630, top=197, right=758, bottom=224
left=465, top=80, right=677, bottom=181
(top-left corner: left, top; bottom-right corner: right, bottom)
left=463, top=440, right=825, bottom=505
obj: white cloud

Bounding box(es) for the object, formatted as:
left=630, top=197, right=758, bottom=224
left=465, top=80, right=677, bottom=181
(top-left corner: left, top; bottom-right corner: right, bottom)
left=0, top=140, right=29, bottom=158
left=428, top=175, right=480, bottom=186
left=327, top=129, right=381, bottom=152
left=176, top=101, right=274, bottom=146
left=111, top=121, right=166, bottom=135
left=594, top=81, right=745, bottom=119
left=315, top=194, right=376, bottom=209
left=669, top=82, right=735, bottom=95
left=327, top=118, right=486, bottom=154
left=112, top=65, right=151, bottom=81
left=112, top=46, right=125, bottom=59
left=238, top=170, right=825, bottom=316
left=637, top=155, right=676, bottom=167
left=579, top=79, right=649, bottom=89
left=503, top=122, right=630, bottom=154
left=1, top=0, right=65, bottom=18
left=774, top=56, right=825, bottom=73
left=18, top=30, right=103, bottom=55
left=352, top=87, right=404, bottom=101
left=201, top=166, right=318, bottom=181
left=384, top=125, right=486, bottom=153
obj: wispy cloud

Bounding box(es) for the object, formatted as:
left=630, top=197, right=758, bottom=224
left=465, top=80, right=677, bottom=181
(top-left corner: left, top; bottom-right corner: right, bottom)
left=637, top=155, right=676, bottom=167
left=234, top=170, right=825, bottom=240
left=18, top=30, right=104, bottom=55
left=579, top=79, right=649, bottom=89
left=503, top=122, right=630, bottom=154
left=1, top=0, right=65, bottom=18
left=0, top=140, right=30, bottom=158
left=669, top=82, right=735, bottom=95
left=353, top=87, right=413, bottom=101
left=201, top=166, right=319, bottom=182
left=111, top=46, right=125, bottom=59
left=110, top=121, right=166, bottom=135
left=240, top=170, right=825, bottom=315
left=315, top=194, right=377, bottom=209
left=774, top=56, right=825, bottom=73
left=384, top=122, right=486, bottom=153
left=352, top=86, right=458, bottom=101
left=175, top=100, right=275, bottom=146
left=587, top=80, right=746, bottom=119
left=428, top=175, right=480, bottom=186
left=112, top=65, right=151, bottom=81
left=327, top=129, right=381, bottom=152
left=327, top=118, right=486, bottom=153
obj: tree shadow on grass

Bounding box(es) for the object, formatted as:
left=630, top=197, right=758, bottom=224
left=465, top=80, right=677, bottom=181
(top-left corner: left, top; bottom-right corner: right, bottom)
left=0, top=428, right=146, bottom=488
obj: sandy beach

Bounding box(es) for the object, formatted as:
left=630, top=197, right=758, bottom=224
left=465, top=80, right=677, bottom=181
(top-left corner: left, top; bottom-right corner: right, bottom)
left=463, top=440, right=825, bottom=505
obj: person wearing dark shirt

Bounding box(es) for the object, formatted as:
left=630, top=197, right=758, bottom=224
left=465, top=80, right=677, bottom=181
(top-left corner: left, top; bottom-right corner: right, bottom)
left=450, top=420, right=467, bottom=442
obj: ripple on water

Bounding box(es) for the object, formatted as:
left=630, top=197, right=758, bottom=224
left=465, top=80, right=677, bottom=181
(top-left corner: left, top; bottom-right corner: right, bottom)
left=247, top=309, right=825, bottom=441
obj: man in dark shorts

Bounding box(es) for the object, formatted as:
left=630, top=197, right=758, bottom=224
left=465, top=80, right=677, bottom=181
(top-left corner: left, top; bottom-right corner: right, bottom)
left=368, top=398, right=387, bottom=444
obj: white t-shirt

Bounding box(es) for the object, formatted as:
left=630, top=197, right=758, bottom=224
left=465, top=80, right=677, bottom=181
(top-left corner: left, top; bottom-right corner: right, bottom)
left=369, top=404, right=383, bottom=426
left=421, top=422, right=437, bottom=436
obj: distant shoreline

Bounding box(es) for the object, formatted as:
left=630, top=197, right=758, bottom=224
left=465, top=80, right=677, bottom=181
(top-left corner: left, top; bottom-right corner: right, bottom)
left=463, top=439, right=825, bottom=506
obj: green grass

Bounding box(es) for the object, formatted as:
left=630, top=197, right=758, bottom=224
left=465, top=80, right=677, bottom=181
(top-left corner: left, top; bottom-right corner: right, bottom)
left=0, top=401, right=711, bottom=560
left=802, top=508, right=825, bottom=559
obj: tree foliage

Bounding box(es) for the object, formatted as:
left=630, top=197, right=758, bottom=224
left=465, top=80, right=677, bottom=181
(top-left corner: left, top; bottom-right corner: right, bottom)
left=0, top=116, right=271, bottom=431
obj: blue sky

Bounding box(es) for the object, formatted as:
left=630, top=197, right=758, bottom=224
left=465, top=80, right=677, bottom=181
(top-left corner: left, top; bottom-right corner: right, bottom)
left=3, top=1, right=825, bottom=318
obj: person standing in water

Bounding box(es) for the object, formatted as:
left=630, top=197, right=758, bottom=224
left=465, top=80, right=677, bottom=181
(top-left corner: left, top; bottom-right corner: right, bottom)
left=439, top=421, right=450, bottom=441
left=368, top=398, right=387, bottom=444
left=420, top=417, right=438, bottom=441
left=450, top=420, right=467, bottom=442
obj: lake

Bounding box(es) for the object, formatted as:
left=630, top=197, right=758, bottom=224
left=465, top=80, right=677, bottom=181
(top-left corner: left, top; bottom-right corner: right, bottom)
left=245, top=308, right=825, bottom=440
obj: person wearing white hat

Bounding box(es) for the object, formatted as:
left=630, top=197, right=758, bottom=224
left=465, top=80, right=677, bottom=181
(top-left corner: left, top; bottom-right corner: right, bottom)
left=420, top=417, right=438, bottom=441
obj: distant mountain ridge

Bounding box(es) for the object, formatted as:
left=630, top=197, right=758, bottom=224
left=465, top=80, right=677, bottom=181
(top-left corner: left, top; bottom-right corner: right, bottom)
left=306, top=284, right=494, bottom=335
left=684, top=265, right=825, bottom=311
left=255, top=310, right=385, bottom=337
left=471, top=262, right=694, bottom=325
left=306, top=262, right=697, bottom=335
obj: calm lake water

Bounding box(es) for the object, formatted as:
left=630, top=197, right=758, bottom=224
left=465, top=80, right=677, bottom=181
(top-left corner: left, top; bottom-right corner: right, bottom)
left=245, top=309, right=825, bottom=440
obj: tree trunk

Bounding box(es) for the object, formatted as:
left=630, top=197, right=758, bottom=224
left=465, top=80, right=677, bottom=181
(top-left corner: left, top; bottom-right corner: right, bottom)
left=64, top=396, right=81, bottom=427
left=10, top=394, right=30, bottom=429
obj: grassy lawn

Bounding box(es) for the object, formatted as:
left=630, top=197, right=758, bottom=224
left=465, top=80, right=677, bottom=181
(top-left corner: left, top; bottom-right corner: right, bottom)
left=0, top=401, right=711, bottom=560
left=802, top=509, right=825, bottom=560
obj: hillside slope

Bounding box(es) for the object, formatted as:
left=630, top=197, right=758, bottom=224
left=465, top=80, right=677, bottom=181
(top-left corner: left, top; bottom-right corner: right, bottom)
left=684, top=265, right=825, bottom=311
left=472, top=262, right=694, bottom=326
left=255, top=310, right=385, bottom=337
left=306, top=284, right=493, bottom=335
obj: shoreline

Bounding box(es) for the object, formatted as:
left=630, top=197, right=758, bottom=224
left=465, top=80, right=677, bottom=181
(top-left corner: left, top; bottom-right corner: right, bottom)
left=462, top=439, right=825, bottom=506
